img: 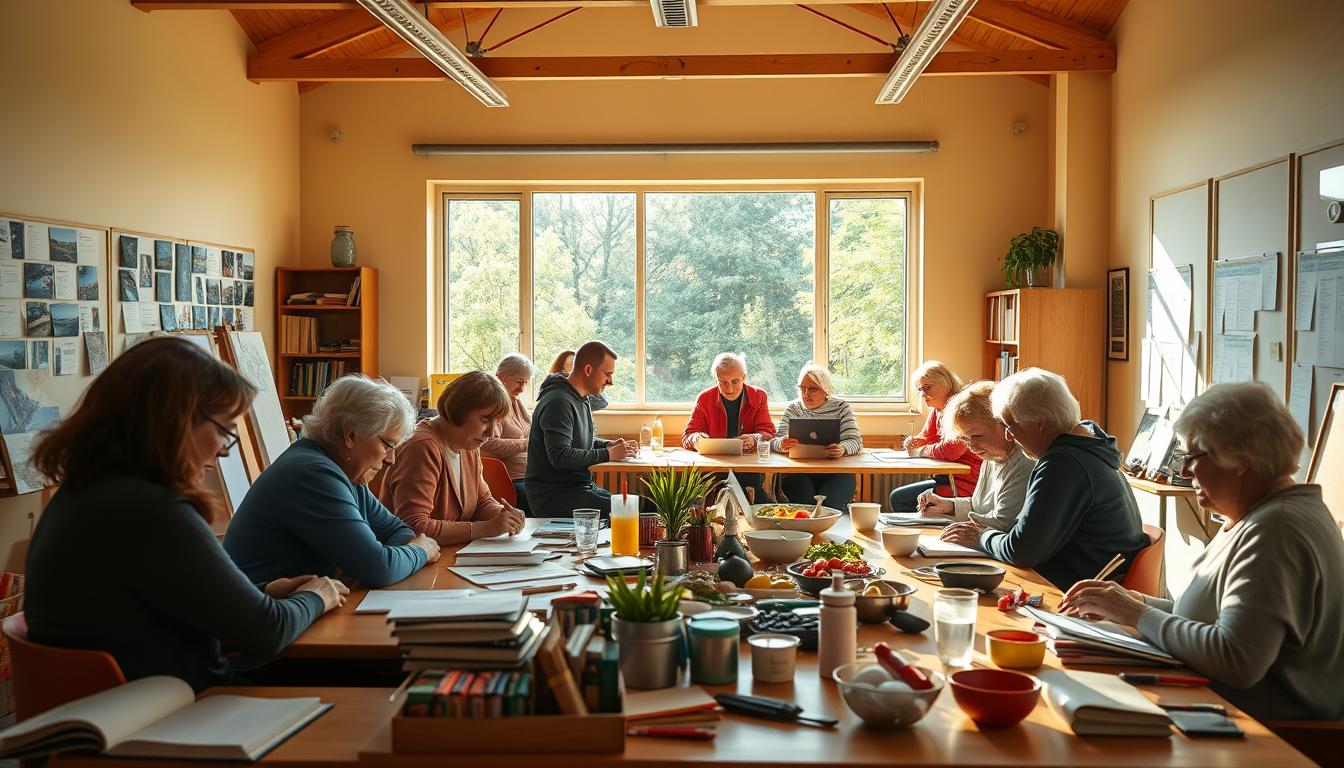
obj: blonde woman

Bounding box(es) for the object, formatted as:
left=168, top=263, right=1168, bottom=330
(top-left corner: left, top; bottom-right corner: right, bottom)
left=889, top=360, right=982, bottom=514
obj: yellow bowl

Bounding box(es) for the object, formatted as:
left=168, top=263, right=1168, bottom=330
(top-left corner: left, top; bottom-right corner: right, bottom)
left=986, top=629, right=1047, bottom=669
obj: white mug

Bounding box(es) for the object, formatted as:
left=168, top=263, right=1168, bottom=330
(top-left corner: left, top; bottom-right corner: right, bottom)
left=848, top=502, right=880, bottom=531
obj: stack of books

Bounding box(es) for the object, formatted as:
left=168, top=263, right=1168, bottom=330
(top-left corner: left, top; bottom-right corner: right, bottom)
left=625, top=687, right=721, bottom=730
left=1021, top=605, right=1180, bottom=667
left=280, top=315, right=320, bottom=353
left=388, top=593, right=546, bottom=674
left=317, top=338, right=360, bottom=353
left=452, top=537, right=545, bottom=566
left=286, top=291, right=321, bottom=305
left=315, top=292, right=349, bottom=306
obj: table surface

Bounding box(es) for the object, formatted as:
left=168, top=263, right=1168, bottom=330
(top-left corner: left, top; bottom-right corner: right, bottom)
left=1125, top=475, right=1199, bottom=497
left=54, top=518, right=1311, bottom=768
left=592, top=447, right=972, bottom=476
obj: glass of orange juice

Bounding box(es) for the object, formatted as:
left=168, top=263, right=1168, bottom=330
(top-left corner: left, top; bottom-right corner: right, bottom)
left=610, top=494, right=641, bottom=556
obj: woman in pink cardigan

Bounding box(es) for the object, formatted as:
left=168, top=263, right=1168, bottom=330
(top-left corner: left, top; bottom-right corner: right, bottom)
left=888, top=361, right=983, bottom=514
left=481, top=353, right=535, bottom=513
left=379, top=371, right=526, bottom=544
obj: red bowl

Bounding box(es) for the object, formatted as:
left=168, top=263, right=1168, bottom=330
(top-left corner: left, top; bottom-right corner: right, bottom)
left=949, top=668, right=1042, bottom=728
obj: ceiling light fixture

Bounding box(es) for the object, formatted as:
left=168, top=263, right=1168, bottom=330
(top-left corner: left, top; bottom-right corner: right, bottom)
left=411, top=141, right=940, bottom=156
left=875, top=0, right=979, bottom=105
left=650, top=0, right=697, bottom=28
left=355, top=0, right=509, bottom=107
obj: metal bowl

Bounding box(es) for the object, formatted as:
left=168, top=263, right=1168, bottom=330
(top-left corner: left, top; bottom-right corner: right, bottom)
left=842, top=579, right=917, bottom=623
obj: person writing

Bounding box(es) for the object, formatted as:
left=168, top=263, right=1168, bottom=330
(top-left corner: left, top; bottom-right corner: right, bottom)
left=889, top=361, right=982, bottom=514
left=481, top=353, right=536, bottom=512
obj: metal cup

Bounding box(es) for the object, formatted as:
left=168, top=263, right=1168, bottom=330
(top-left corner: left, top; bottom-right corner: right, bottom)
left=654, top=539, right=689, bottom=576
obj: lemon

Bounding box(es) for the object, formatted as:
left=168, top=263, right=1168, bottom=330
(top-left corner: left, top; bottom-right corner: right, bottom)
left=745, top=574, right=774, bottom=590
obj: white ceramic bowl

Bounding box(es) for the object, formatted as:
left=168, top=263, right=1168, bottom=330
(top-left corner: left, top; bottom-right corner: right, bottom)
left=745, top=529, right=814, bottom=563
left=881, top=528, right=921, bottom=557
left=833, top=662, right=946, bottom=729
left=748, top=503, right=843, bottom=534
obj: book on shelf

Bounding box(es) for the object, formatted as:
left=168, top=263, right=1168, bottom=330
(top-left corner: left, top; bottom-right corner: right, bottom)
left=281, top=315, right=319, bottom=354
left=286, top=292, right=320, bottom=305
left=0, top=676, right=330, bottom=761
left=347, top=274, right=362, bottom=306
left=403, top=669, right=535, bottom=718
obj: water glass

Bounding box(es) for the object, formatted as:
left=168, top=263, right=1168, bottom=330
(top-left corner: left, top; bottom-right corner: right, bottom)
left=755, top=436, right=771, bottom=461
left=573, top=508, right=601, bottom=555
left=933, top=588, right=978, bottom=667
left=639, top=425, right=653, bottom=450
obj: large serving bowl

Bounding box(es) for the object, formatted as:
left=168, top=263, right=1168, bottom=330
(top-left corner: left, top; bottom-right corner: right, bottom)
left=748, top=503, right=843, bottom=534
left=841, top=579, right=917, bottom=623
left=933, top=562, right=1007, bottom=592
left=949, top=668, right=1041, bottom=728
left=786, top=561, right=884, bottom=596
left=833, top=663, right=945, bottom=729
left=745, top=530, right=813, bottom=563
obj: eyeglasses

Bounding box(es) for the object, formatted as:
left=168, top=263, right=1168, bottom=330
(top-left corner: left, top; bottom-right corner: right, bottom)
left=1179, top=450, right=1208, bottom=475
left=798, top=385, right=824, bottom=395
left=915, top=384, right=933, bottom=393
left=206, top=417, right=240, bottom=452
left=377, top=435, right=398, bottom=453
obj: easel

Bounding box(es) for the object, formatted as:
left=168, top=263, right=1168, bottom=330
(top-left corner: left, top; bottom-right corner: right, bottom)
left=1307, top=382, right=1344, bottom=538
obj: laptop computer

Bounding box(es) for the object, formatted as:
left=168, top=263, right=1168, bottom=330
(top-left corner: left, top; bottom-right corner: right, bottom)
left=787, top=417, right=841, bottom=459
left=696, top=437, right=745, bottom=455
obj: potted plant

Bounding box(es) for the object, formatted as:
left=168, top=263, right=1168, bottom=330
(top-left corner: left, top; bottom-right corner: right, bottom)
left=1001, top=226, right=1060, bottom=288
left=606, top=571, right=685, bottom=689
left=685, top=503, right=715, bottom=564
left=643, top=465, right=715, bottom=576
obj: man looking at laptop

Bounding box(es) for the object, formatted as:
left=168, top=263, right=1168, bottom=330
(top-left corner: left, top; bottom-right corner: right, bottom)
left=682, top=353, right=775, bottom=500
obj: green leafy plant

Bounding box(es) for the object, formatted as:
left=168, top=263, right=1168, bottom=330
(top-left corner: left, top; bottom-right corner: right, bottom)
left=642, top=465, right=715, bottom=540
left=1002, top=227, right=1060, bottom=287
left=605, top=571, right=684, bottom=622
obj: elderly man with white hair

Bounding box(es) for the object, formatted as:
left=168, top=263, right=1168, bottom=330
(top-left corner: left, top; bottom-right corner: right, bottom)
left=225, top=375, right=440, bottom=589
left=682, top=352, right=776, bottom=499
left=940, top=367, right=1146, bottom=591
left=771, top=363, right=863, bottom=512
left=1060, top=382, right=1344, bottom=722
left=481, top=352, right=537, bottom=512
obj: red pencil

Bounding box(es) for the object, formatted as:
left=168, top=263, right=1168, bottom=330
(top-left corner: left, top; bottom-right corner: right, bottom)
left=1119, top=673, right=1210, bottom=687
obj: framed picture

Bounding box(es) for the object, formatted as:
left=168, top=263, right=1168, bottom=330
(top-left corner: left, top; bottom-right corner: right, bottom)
left=1107, top=267, right=1129, bottom=361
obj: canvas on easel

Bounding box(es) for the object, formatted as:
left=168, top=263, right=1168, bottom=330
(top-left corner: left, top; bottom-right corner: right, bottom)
left=222, top=331, right=291, bottom=468
left=1307, top=382, right=1344, bottom=538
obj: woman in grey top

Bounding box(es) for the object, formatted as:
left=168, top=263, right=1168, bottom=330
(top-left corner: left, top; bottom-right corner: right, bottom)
left=920, top=380, right=1035, bottom=532
left=1062, top=382, right=1344, bottom=722
left=771, top=364, right=862, bottom=512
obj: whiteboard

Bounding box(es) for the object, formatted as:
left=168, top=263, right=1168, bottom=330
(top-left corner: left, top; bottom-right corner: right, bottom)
left=1147, top=185, right=1209, bottom=409
left=226, top=331, right=291, bottom=467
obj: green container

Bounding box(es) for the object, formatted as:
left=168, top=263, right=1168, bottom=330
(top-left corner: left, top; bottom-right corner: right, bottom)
left=689, top=617, right=739, bottom=685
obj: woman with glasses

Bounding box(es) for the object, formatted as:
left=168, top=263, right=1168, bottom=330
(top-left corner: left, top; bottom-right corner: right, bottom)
left=770, top=364, right=863, bottom=512
left=380, top=371, right=526, bottom=544
left=24, top=337, right=348, bottom=691
left=480, top=354, right=536, bottom=513
left=886, top=361, right=982, bottom=514
left=224, top=375, right=440, bottom=590
left=1059, top=382, right=1344, bottom=722
left=939, top=368, right=1147, bottom=590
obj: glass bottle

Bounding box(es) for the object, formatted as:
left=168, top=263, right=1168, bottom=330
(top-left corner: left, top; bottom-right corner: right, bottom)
left=650, top=415, right=664, bottom=453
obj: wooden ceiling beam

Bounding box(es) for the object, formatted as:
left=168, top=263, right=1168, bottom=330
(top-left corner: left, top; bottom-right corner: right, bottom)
left=247, top=48, right=1114, bottom=81
left=255, top=10, right=384, bottom=58
left=136, top=0, right=996, bottom=9
left=967, top=0, right=1111, bottom=50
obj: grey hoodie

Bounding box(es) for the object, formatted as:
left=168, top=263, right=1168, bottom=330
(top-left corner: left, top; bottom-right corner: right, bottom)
left=525, top=373, right=613, bottom=512
left=978, top=421, right=1149, bottom=590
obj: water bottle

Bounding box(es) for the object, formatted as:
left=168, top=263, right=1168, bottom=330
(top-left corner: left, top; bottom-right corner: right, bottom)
left=818, top=573, right=856, bottom=679
left=651, top=415, right=664, bottom=453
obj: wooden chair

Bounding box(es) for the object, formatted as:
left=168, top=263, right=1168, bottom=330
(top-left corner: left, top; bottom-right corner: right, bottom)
left=481, top=457, right=517, bottom=506
left=1266, top=721, right=1344, bottom=766
left=2, top=612, right=126, bottom=720
left=1123, top=524, right=1165, bottom=596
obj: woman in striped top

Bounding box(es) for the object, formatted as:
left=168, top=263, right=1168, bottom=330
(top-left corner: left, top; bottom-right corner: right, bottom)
left=770, top=364, right=863, bottom=512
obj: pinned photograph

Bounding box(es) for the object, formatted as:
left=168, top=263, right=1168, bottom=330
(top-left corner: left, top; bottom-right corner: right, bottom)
left=139, top=254, right=152, bottom=288
left=192, top=305, right=206, bottom=330
left=223, top=307, right=235, bottom=325
left=118, top=235, right=137, bottom=268
left=25, top=301, right=51, bottom=337
left=159, top=304, right=177, bottom=332
left=244, top=283, right=254, bottom=307
left=76, top=265, right=99, bottom=300
left=24, top=263, right=54, bottom=299
left=155, top=271, right=171, bottom=303
left=0, top=340, right=26, bottom=370
left=155, top=240, right=172, bottom=270
left=50, top=303, right=79, bottom=337
left=195, top=275, right=205, bottom=304
left=48, top=227, right=78, bottom=263
left=8, top=221, right=24, bottom=260
left=221, top=250, right=234, bottom=278
left=222, top=280, right=234, bottom=306
left=191, top=245, right=207, bottom=274
left=175, top=256, right=192, bottom=301
left=53, top=338, right=78, bottom=376
left=209, top=306, right=221, bottom=329
left=177, top=304, right=192, bottom=330
left=241, top=252, right=254, bottom=280
left=29, top=340, right=49, bottom=371
left=84, top=332, right=109, bottom=376
left=79, top=304, right=101, bottom=333
left=118, top=269, right=138, bottom=302
left=206, top=278, right=220, bottom=305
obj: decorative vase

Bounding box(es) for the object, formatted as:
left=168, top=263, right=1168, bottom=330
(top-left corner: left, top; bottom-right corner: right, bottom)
left=639, top=513, right=664, bottom=547
left=330, top=226, right=356, bottom=267
left=654, top=539, right=689, bottom=577
left=687, top=525, right=714, bottom=563
left=610, top=614, right=684, bottom=690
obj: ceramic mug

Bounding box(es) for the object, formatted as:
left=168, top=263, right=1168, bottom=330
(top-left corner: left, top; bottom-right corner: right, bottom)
left=848, top=502, right=880, bottom=531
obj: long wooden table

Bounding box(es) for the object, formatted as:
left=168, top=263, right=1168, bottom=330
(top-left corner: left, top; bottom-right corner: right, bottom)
left=53, top=518, right=1313, bottom=767
left=593, top=446, right=971, bottom=478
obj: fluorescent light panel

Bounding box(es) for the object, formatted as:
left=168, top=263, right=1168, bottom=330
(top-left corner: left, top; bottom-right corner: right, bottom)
left=875, top=0, right=979, bottom=105
left=650, top=0, right=698, bottom=28
left=356, top=0, right=509, bottom=108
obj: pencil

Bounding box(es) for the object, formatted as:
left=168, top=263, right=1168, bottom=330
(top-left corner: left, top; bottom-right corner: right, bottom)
left=521, top=582, right=577, bottom=596
left=1094, top=553, right=1125, bottom=582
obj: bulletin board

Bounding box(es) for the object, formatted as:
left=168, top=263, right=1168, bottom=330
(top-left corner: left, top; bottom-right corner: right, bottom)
left=1210, top=158, right=1292, bottom=397
left=1144, top=183, right=1209, bottom=410
left=0, top=212, right=111, bottom=495
left=108, top=229, right=257, bottom=357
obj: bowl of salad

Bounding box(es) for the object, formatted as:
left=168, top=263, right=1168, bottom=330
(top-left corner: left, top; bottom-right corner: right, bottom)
left=748, top=503, right=843, bottom=534
left=786, top=541, right=883, bottom=595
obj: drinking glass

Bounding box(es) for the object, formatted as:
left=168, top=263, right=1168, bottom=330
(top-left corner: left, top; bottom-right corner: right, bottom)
left=933, top=588, right=978, bottom=667
left=639, top=425, right=653, bottom=452
left=755, top=436, right=771, bottom=461
left=573, top=508, right=601, bottom=555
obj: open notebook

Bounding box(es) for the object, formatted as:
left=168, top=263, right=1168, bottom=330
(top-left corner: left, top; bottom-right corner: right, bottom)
left=0, top=677, right=330, bottom=761
left=1038, top=669, right=1171, bottom=737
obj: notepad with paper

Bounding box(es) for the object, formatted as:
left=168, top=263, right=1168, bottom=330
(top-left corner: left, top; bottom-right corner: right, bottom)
left=1021, top=605, right=1180, bottom=666
left=1038, top=669, right=1171, bottom=737
left=0, top=677, right=330, bottom=761
left=882, top=513, right=954, bottom=527
left=915, top=535, right=984, bottom=557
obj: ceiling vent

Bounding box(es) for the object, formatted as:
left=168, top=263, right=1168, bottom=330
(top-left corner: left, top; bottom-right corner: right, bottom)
left=875, top=0, right=978, bottom=105
left=650, top=0, right=698, bottom=28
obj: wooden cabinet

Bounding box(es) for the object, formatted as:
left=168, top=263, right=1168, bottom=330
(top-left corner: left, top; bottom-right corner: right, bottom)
left=274, top=266, right=377, bottom=421
left=983, top=287, right=1105, bottom=424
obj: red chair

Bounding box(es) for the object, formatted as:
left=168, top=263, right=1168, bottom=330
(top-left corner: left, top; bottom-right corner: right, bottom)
left=481, top=457, right=517, bottom=506
left=1123, top=524, right=1165, bottom=596
left=2, top=612, right=125, bottom=720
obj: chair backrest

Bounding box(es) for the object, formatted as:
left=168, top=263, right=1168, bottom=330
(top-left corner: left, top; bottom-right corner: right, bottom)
left=1267, top=721, right=1344, bottom=766
left=481, top=457, right=517, bottom=506
left=1123, top=524, right=1165, bottom=597
left=2, top=612, right=126, bottom=720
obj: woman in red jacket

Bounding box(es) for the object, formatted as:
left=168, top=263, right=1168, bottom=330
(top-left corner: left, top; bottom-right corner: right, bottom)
left=888, top=360, right=983, bottom=514
left=681, top=353, right=776, bottom=499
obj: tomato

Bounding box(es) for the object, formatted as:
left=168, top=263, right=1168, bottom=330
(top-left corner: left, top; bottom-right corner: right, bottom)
left=997, top=592, right=1016, bottom=611
left=794, top=511, right=810, bottom=519
left=852, top=564, right=870, bottom=575
left=828, top=557, right=846, bottom=570
left=813, top=559, right=829, bottom=571
left=802, top=568, right=818, bottom=578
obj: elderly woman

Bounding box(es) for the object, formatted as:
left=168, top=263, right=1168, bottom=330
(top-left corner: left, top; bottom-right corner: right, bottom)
left=682, top=352, right=776, bottom=499
left=888, top=361, right=982, bottom=514
left=481, top=353, right=535, bottom=512
left=771, top=364, right=863, bottom=512
left=940, top=368, right=1147, bottom=590
left=917, top=380, right=1034, bottom=531
left=1061, top=383, right=1344, bottom=722
left=550, top=348, right=607, bottom=411
left=25, top=338, right=346, bottom=691
left=380, top=371, right=526, bottom=544
left=225, top=375, right=440, bottom=590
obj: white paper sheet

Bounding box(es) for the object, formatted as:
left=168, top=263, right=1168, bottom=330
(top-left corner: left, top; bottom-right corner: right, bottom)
left=138, top=302, right=160, bottom=331
left=76, top=229, right=101, bottom=264
left=53, top=339, right=78, bottom=375
left=0, top=219, right=11, bottom=260
left=79, top=305, right=100, bottom=332
left=53, top=264, right=75, bottom=300
left=206, top=247, right=221, bottom=277
left=1289, top=364, right=1313, bottom=439
left=457, top=537, right=540, bottom=556
left=122, top=302, right=144, bottom=333
left=1214, top=258, right=1263, bottom=333
left=1261, top=252, right=1280, bottom=311
left=1212, top=333, right=1255, bottom=384
left=24, top=222, right=48, bottom=261
left=0, top=301, right=20, bottom=337
left=1296, top=271, right=1319, bottom=331
left=355, top=589, right=474, bottom=614
left=447, top=563, right=576, bottom=587
left=0, top=262, right=21, bottom=300
left=1148, top=266, right=1193, bottom=344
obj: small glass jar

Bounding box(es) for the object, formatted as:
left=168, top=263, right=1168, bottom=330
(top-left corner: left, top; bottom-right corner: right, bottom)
left=330, top=226, right=356, bottom=267
left=688, top=617, right=739, bottom=685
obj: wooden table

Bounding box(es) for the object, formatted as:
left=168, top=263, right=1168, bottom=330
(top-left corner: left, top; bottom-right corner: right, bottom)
left=594, top=447, right=970, bottom=478
left=69, top=518, right=1310, bottom=767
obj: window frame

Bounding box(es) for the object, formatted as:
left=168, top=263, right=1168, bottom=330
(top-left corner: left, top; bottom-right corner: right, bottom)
left=435, top=181, right=921, bottom=413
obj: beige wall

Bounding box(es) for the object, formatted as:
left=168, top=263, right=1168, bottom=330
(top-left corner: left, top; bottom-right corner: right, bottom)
left=1108, top=0, right=1344, bottom=445
left=0, top=1, right=300, bottom=569
left=299, top=6, right=1053, bottom=437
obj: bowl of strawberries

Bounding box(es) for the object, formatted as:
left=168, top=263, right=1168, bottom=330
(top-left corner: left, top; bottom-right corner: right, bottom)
left=787, top=558, right=883, bottom=596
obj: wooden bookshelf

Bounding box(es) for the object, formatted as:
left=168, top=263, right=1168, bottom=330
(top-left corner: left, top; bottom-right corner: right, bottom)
left=983, top=287, right=1105, bottom=424
left=275, top=266, right=378, bottom=420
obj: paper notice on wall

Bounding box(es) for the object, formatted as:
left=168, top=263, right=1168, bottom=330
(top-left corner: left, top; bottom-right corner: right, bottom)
left=1296, top=271, right=1318, bottom=331
left=76, top=229, right=101, bottom=264
left=122, top=302, right=144, bottom=333
left=1213, top=274, right=1226, bottom=334
left=1261, top=252, right=1280, bottom=311
left=53, top=339, right=78, bottom=376
left=138, top=302, right=160, bottom=331
left=0, top=262, right=20, bottom=300
left=0, top=301, right=20, bottom=338
left=1289, top=363, right=1313, bottom=438
left=53, top=264, right=76, bottom=300
left=1212, top=333, right=1255, bottom=384
left=1215, top=258, right=1262, bottom=333
left=206, top=247, right=221, bottom=277
left=24, top=222, right=48, bottom=261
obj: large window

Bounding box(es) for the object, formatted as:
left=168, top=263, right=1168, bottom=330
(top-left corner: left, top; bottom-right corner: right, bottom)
left=441, top=186, right=913, bottom=408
